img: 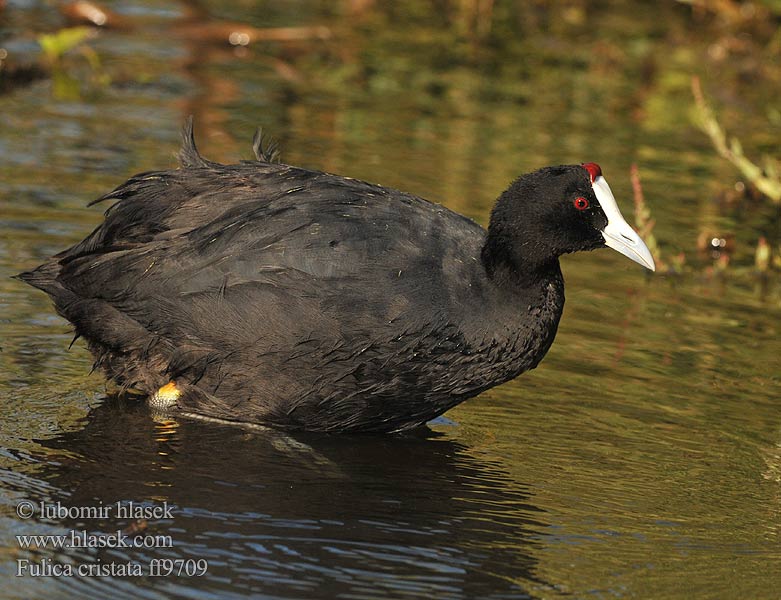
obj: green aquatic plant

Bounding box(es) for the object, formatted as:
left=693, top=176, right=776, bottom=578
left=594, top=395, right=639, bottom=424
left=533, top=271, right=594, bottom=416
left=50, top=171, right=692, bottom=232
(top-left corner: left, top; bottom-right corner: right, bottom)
left=692, top=76, right=781, bottom=204
left=38, top=27, right=95, bottom=63
left=37, top=27, right=109, bottom=99
left=755, top=236, right=781, bottom=274
left=755, top=237, right=771, bottom=272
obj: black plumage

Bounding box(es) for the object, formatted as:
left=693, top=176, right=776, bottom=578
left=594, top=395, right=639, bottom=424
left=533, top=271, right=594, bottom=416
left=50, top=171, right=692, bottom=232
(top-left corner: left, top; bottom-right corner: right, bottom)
left=19, top=121, right=651, bottom=433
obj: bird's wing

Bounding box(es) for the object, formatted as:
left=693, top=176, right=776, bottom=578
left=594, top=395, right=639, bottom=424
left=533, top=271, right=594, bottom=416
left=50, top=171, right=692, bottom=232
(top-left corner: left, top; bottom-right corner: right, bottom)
left=43, top=163, right=487, bottom=418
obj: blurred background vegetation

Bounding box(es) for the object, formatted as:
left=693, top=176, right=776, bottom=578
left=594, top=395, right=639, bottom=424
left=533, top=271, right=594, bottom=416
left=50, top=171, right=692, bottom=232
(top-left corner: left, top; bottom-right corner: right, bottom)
left=1, top=0, right=779, bottom=283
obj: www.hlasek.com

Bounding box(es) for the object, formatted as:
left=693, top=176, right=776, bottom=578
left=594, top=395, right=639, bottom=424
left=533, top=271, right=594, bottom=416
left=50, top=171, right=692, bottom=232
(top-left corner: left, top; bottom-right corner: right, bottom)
left=14, top=500, right=208, bottom=578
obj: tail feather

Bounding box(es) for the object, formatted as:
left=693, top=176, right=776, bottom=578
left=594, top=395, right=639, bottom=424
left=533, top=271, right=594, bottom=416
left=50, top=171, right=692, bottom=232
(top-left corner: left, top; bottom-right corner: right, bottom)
left=15, top=261, right=63, bottom=296
left=178, top=116, right=220, bottom=170
left=252, top=127, right=280, bottom=163
left=18, top=258, right=168, bottom=392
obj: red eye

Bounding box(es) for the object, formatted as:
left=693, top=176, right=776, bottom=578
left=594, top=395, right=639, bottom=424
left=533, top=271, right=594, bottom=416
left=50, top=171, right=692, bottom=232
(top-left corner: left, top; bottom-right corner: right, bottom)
left=574, top=197, right=589, bottom=211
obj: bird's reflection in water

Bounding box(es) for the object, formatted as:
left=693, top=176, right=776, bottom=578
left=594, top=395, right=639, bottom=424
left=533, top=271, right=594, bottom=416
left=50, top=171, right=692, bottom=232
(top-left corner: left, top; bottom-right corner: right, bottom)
left=29, top=396, right=548, bottom=599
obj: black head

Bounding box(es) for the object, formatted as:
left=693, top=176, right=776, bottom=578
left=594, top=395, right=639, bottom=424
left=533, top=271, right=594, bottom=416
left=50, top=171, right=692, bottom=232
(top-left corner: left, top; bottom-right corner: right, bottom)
left=482, top=163, right=654, bottom=279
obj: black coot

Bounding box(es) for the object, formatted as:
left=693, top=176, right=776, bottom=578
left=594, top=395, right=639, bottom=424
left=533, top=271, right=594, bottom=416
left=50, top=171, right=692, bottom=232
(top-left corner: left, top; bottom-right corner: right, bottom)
left=19, top=122, right=655, bottom=433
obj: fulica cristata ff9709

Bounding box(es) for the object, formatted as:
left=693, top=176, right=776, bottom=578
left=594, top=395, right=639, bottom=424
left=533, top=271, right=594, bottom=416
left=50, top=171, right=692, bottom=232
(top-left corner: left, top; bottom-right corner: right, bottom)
left=19, top=122, right=654, bottom=433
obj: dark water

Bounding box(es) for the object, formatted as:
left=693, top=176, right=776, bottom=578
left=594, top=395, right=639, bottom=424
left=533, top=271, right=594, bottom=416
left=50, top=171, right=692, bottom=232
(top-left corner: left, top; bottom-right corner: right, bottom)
left=1, top=2, right=780, bottom=598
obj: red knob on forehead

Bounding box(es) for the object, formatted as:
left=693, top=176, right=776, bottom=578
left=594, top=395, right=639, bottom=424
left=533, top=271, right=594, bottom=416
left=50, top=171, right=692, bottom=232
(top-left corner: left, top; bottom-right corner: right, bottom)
left=582, top=162, right=602, bottom=183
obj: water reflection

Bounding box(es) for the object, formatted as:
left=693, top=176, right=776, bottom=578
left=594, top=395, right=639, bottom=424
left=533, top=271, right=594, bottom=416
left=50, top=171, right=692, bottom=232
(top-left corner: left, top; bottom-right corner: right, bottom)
left=14, top=397, right=546, bottom=598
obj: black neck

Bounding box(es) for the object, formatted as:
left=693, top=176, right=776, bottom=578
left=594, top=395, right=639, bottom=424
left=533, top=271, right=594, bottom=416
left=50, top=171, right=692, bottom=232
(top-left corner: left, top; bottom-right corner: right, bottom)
left=480, top=230, right=559, bottom=290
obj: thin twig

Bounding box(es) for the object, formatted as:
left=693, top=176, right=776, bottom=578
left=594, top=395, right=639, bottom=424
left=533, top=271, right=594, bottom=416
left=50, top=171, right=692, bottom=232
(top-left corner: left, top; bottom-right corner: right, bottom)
left=691, top=76, right=781, bottom=203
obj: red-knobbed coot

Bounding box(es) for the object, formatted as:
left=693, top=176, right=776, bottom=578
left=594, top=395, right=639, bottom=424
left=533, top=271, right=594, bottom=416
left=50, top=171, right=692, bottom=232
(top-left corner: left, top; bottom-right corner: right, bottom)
left=20, top=121, right=655, bottom=433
